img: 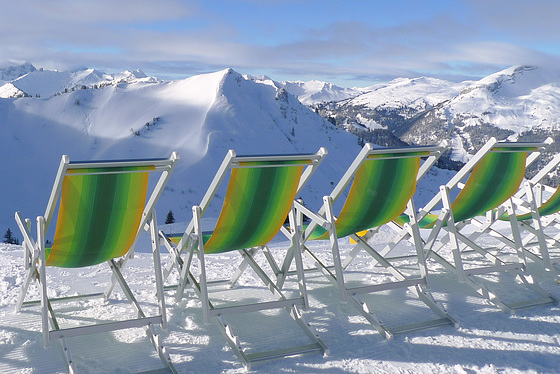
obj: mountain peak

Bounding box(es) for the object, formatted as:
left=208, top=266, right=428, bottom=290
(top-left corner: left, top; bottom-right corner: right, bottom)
left=0, top=62, right=36, bottom=81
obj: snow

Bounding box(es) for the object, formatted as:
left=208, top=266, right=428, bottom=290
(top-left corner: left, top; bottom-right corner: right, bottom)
left=6, top=67, right=159, bottom=98
left=333, top=65, right=560, bottom=137
left=2, top=219, right=560, bottom=373
left=244, top=75, right=363, bottom=105
left=277, top=80, right=363, bottom=105
left=0, top=83, right=25, bottom=99
left=448, top=66, right=560, bottom=132
left=349, top=77, right=469, bottom=113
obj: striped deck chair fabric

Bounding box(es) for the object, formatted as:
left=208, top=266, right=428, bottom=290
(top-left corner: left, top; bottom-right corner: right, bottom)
left=203, top=159, right=307, bottom=253
left=309, top=150, right=423, bottom=240
left=47, top=165, right=153, bottom=267
left=394, top=148, right=530, bottom=229
left=519, top=186, right=560, bottom=220
left=449, top=148, right=529, bottom=223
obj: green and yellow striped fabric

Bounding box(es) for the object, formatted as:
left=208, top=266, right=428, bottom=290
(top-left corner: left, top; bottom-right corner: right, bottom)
left=500, top=184, right=560, bottom=221
left=529, top=186, right=560, bottom=218
left=397, top=149, right=529, bottom=228
left=46, top=166, right=152, bottom=268
left=310, top=154, right=421, bottom=240
left=202, top=162, right=305, bottom=254
left=167, top=232, right=212, bottom=246
left=394, top=212, right=439, bottom=228
left=449, top=151, right=527, bottom=224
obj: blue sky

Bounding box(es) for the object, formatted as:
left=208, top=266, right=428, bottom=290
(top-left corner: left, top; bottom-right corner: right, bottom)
left=2, top=0, right=560, bottom=87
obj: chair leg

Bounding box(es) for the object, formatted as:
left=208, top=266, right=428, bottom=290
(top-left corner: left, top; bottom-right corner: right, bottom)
left=36, top=216, right=50, bottom=348
left=276, top=244, right=297, bottom=289
left=290, top=206, right=310, bottom=309
left=108, top=259, right=178, bottom=372
left=323, top=196, right=347, bottom=301
left=192, top=205, right=210, bottom=324
left=15, top=213, right=39, bottom=313
left=525, top=182, right=554, bottom=269
left=59, top=336, right=77, bottom=373
left=440, top=186, right=466, bottom=282
left=176, top=240, right=196, bottom=301
left=148, top=210, right=167, bottom=329
left=229, top=247, right=261, bottom=288
left=160, top=231, right=183, bottom=282
left=103, top=250, right=133, bottom=300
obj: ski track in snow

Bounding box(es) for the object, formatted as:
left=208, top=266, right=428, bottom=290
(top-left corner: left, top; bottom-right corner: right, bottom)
left=2, top=224, right=560, bottom=374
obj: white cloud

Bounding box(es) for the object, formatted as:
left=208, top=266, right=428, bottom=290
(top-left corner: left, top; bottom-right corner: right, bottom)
left=468, top=0, right=560, bottom=41
left=1, top=0, right=559, bottom=86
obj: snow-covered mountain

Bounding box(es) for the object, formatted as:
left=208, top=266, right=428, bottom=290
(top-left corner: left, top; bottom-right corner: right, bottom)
left=0, top=67, right=361, bottom=235
left=446, top=65, right=560, bottom=132
left=5, top=62, right=560, bottom=236
left=278, top=80, right=362, bottom=105
left=351, top=77, right=468, bottom=116
left=3, top=64, right=560, bottom=374
left=0, top=83, right=26, bottom=98
left=0, top=64, right=160, bottom=98
left=0, top=62, right=36, bottom=82
left=316, top=65, right=560, bottom=166
left=244, top=74, right=362, bottom=105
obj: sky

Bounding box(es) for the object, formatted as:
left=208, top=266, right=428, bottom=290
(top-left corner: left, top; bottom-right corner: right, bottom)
left=2, top=0, right=560, bottom=87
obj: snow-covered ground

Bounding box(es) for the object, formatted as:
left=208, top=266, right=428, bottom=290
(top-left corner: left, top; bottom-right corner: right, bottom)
left=2, top=221, right=560, bottom=373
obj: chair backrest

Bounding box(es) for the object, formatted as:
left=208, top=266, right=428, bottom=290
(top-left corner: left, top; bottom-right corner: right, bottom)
left=45, top=154, right=178, bottom=268
left=449, top=147, right=530, bottom=223
left=310, top=145, right=443, bottom=240
left=411, top=138, right=549, bottom=225
left=189, top=149, right=327, bottom=254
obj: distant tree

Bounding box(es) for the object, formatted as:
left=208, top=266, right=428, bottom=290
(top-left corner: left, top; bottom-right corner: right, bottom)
left=3, top=228, right=19, bottom=245
left=165, top=210, right=175, bottom=224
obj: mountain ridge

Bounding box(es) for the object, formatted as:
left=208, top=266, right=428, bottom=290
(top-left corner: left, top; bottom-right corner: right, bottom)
left=4, top=62, right=560, bottom=235
left=312, top=65, right=560, bottom=167
left=0, top=66, right=361, bottom=235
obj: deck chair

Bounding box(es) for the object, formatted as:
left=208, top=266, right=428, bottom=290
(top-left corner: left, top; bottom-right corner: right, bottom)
left=159, top=148, right=328, bottom=369
left=480, top=152, right=560, bottom=278
left=15, top=152, right=179, bottom=373
left=275, top=143, right=456, bottom=340
left=393, top=137, right=558, bottom=313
